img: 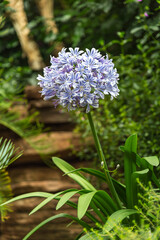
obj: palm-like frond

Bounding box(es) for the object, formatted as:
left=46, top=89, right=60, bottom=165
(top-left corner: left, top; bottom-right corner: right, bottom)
left=0, top=137, right=22, bottom=221
left=0, top=137, right=22, bottom=169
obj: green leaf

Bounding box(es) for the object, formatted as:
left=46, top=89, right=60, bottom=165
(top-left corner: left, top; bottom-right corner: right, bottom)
left=111, top=179, right=126, bottom=205
left=0, top=169, right=13, bottom=221
left=23, top=213, right=91, bottom=240
left=64, top=167, right=126, bottom=206
left=75, top=231, right=84, bottom=240
left=64, top=167, right=106, bottom=181
left=83, top=169, right=126, bottom=206
left=78, top=191, right=97, bottom=219
left=130, top=26, right=143, bottom=34
left=119, top=146, right=125, bottom=152
left=95, top=190, right=118, bottom=213
left=0, top=138, right=22, bottom=169
left=143, top=156, right=159, bottom=167
left=56, top=190, right=79, bottom=210
left=79, top=232, right=100, bottom=240
left=29, top=190, right=69, bottom=215
left=151, top=172, right=160, bottom=188
left=132, top=169, right=149, bottom=177
left=52, top=157, right=96, bottom=191
left=124, top=134, right=137, bottom=208
left=136, top=154, right=160, bottom=188
left=149, top=26, right=159, bottom=31
left=125, top=134, right=137, bottom=153
left=0, top=192, right=53, bottom=206
left=103, top=209, right=138, bottom=232
left=54, top=195, right=100, bottom=224
left=131, top=169, right=149, bottom=206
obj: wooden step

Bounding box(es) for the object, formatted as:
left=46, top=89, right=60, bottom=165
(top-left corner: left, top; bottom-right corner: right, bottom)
left=1, top=165, right=87, bottom=240
left=12, top=131, right=83, bottom=165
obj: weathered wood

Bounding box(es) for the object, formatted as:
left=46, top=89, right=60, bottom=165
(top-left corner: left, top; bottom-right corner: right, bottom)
left=24, top=86, right=42, bottom=100
left=35, top=107, right=71, bottom=124
left=24, top=86, right=73, bottom=127
left=12, top=131, right=82, bottom=165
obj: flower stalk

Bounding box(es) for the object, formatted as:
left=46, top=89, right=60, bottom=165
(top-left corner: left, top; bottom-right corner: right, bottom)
left=87, top=111, right=122, bottom=209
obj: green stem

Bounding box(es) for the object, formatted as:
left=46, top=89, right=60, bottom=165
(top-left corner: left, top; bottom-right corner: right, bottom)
left=87, top=112, right=122, bottom=209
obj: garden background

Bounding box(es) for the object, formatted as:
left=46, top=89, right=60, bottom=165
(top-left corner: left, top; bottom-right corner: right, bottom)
left=0, top=0, right=160, bottom=239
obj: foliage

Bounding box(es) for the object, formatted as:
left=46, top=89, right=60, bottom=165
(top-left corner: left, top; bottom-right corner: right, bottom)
left=73, top=0, right=160, bottom=164
left=0, top=0, right=37, bottom=87
left=0, top=137, right=22, bottom=222
left=0, top=13, right=44, bottom=223
left=81, top=185, right=160, bottom=240
left=0, top=78, right=43, bottom=143
left=1, top=0, right=160, bottom=162
left=0, top=6, right=43, bottom=140
left=1, top=134, right=160, bottom=239
left=0, top=169, right=12, bottom=222
left=0, top=15, right=43, bottom=222
left=0, top=0, right=158, bottom=85
left=0, top=137, right=22, bottom=169
left=0, top=1, right=160, bottom=238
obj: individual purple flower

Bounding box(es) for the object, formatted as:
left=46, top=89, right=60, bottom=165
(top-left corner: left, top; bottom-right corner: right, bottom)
left=37, top=48, right=120, bottom=113
left=137, top=0, right=142, bottom=2
left=144, top=12, right=149, bottom=17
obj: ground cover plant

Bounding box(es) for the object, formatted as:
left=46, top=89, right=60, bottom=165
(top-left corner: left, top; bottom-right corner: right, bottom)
left=81, top=184, right=160, bottom=239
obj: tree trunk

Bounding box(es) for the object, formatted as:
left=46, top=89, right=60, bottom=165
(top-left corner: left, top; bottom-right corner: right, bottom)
left=35, top=0, right=58, bottom=34
left=35, top=0, right=64, bottom=56
left=7, top=0, right=45, bottom=70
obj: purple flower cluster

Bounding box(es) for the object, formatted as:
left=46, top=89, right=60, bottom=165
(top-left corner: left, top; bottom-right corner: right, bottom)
left=37, top=48, right=119, bottom=112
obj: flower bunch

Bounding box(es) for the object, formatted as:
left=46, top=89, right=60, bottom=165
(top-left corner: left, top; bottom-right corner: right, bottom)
left=37, top=48, right=119, bottom=112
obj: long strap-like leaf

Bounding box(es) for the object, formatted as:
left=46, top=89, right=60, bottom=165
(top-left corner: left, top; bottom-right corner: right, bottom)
left=23, top=213, right=91, bottom=240
left=52, top=157, right=96, bottom=191
left=103, top=209, right=138, bottom=233
left=124, top=134, right=137, bottom=208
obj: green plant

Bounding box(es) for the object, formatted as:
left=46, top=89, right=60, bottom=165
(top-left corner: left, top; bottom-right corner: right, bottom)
left=74, top=0, right=160, bottom=165
left=0, top=9, right=43, bottom=141
left=0, top=77, right=44, bottom=151
left=81, top=184, right=160, bottom=240
left=1, top=133, right=159, bottom=239
left=1, top=2, right=160, bottom=237
left=1, top=0, right=157, bottom=87
left=0, top=137, right=22, bottom=221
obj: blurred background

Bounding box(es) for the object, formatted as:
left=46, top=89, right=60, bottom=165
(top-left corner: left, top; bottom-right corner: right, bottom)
left=0, top=0, right=160, bottom=239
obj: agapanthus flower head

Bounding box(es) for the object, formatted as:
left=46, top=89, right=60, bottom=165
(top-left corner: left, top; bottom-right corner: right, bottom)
left=37, top=48, right=119, bottom=113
